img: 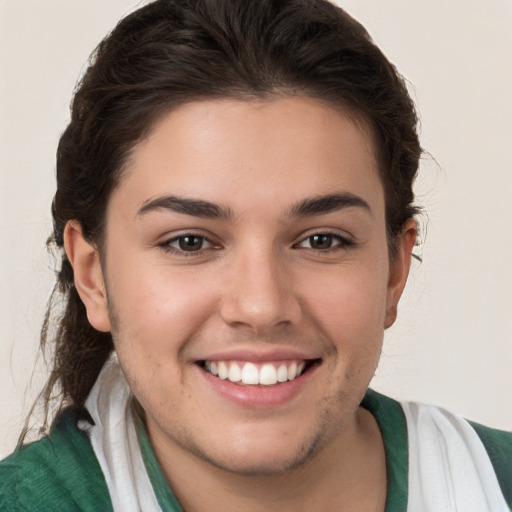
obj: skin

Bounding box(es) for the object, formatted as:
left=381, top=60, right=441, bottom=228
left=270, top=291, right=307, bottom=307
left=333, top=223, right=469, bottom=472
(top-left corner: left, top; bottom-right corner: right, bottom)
left=65, top=96, right=416, bottom=511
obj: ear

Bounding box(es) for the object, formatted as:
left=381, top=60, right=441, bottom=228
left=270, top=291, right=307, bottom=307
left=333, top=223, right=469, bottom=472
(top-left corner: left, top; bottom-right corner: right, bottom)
left=384, top=218, right=417, bottom=329
left=63, top=220, right=111, bottom=332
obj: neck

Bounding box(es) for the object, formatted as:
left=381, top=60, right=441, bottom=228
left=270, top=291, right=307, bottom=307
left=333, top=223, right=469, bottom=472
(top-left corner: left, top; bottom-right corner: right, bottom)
left=148, top=407, right=387, bottom=512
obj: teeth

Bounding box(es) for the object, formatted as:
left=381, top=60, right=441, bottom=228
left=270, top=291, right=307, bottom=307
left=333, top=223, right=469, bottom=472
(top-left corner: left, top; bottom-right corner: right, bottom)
left=277, top=364, right=288, bottom=383
left=217, top=361, right=228, bottom=380
left=260, top=364, right=277, bottom=386
left=241, top=363, right=259, bottom=385
left=228, top=362, right=242, bottom=382
left=204, top=359, right=310, bottom=386
left=288, top=362, right=297, bottom=380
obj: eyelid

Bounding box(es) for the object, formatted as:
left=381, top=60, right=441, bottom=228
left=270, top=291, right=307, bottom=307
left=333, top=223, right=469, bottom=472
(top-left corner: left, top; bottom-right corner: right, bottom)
left=159, top=230, right=221, bottom=255
left=294, top=229, right=355, bottom=250
left=295, top=228, right=353, bottom=242
left=157, top=228, right=355, bottom=255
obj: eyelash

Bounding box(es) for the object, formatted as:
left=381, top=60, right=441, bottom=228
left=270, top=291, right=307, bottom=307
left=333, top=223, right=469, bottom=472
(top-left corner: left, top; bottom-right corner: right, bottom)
left=294, top=232, right=354, bottom=252
left=160, top=233, right=218, bottom=256
left=160, top=231, right=354, bottom=256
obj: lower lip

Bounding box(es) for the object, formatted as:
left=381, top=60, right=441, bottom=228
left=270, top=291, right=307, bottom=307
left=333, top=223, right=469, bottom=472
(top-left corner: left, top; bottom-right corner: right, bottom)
left=197, top=363, right=317, bottom=409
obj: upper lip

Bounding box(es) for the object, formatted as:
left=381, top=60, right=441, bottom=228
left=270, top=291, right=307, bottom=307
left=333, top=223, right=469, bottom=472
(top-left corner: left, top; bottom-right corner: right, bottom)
left=196, top=347, right=320, bottom=363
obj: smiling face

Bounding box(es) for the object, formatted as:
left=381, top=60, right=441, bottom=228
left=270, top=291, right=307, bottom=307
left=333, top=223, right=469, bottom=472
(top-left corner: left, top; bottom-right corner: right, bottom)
left=69, top=96, right=414, bottom=476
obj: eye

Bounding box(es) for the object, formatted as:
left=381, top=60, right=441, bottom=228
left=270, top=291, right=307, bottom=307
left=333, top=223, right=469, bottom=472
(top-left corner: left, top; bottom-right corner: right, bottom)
left=162, top=234, right=216, bottom=254
left=296, top=233, right=352, bottom=251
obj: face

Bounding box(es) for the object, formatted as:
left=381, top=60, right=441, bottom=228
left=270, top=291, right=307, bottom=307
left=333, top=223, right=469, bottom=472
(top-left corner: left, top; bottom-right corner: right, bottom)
left=75, top=97, right=413, bottom=475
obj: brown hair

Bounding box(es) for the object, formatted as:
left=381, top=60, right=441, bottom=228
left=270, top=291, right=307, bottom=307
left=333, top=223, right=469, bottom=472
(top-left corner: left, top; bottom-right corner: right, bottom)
left=32, top=0, right=421, bottom=434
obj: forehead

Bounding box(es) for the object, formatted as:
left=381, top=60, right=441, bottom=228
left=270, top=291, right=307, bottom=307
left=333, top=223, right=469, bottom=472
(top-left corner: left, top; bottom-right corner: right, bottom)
left=113, top=96, right=383, bottom=220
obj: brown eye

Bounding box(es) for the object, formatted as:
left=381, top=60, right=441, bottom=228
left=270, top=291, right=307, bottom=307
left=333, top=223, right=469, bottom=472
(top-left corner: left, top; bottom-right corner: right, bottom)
left=309, top=234, right=334, bottom=250
left=162, top=234, right=216, bottom=255
left=177, top=235, right=204, bottom=252
left=296, top=233, right=353, bottom=251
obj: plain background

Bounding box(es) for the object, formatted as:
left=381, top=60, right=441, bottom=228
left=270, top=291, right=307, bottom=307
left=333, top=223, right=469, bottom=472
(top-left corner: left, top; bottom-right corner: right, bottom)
left=1, top=0, right=511, bottom=458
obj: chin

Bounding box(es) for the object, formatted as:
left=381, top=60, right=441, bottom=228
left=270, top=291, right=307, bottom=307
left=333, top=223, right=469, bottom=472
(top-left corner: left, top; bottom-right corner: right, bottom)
left=188, top=428, right=326, bottom=477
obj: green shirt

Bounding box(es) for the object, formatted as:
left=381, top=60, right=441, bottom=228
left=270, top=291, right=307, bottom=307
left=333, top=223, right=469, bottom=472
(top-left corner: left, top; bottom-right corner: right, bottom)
left=1, top=391, right=510, bottom=511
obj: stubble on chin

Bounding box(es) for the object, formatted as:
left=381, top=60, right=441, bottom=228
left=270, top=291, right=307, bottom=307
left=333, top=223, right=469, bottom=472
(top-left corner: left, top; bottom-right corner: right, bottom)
left=154, top=387, right=357, bottom=479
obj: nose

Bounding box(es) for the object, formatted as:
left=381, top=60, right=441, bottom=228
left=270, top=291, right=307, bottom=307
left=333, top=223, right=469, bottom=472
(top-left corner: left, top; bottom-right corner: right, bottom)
left=219, top=246, right=302, bottom=333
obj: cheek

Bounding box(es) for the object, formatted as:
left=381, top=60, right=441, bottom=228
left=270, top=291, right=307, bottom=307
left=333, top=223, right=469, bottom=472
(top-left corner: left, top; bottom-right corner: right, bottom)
left=106, top=256, right=219, bottom=358
left=106, top=263, right=219, bottom=414
left=301, top=263, right=389, bottom=347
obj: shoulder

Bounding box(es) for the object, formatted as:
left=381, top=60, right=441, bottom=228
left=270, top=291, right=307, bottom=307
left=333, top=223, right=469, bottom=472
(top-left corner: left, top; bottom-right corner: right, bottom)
left=0, top=406, right=112, bottom=512
left=363, top=390, right=512, bottom=510
left=468, top=419, right=512, bottom=508
left=402, top=398, right=512, bottom=466
left=401, top=398, right=512, bottom=510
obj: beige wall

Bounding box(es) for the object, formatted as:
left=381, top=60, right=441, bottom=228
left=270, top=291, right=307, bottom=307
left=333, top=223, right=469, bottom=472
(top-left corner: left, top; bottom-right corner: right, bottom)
left=1, top=0, right=511, bottom=457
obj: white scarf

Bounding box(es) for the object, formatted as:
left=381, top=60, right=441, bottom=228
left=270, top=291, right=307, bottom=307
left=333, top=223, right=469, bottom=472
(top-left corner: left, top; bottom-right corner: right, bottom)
left=79, top=356, right=163, bottom=512
left=402, top=400, right=508, bottom=512
left=81, top=357, right=508, bottom=512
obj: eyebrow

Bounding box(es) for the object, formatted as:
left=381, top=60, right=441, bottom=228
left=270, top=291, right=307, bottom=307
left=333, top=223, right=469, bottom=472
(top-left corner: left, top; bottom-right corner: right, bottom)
left=136, top=195, right=233, bottom=219
left=136, top=191, right=371, bottom=220
left=289, top=192, right=372, bottom=217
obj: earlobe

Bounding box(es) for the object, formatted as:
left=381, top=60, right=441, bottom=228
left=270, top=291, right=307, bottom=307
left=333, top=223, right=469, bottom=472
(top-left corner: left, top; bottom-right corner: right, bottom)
left=63, top=220, right=111, bottom=332
left=384, top=219, right=417, bottom=329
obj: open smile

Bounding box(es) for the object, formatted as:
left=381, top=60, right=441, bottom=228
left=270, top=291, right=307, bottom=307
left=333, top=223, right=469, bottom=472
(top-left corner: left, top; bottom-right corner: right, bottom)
left=201, top=359, right=317, bottom=386
left=195, top=357, right=322, bottom=409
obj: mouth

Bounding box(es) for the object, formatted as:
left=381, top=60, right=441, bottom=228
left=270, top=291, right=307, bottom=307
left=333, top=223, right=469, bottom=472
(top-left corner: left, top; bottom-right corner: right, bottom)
left=199, top=359, right=319, bottom=386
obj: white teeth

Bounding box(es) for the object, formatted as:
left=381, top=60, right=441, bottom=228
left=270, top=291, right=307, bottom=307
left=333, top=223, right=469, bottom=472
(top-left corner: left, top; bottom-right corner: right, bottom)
left=204, top=359, right=311, bottom=385
left=228, top=362, right=242, bottom=382
left=217, top=361, right=228, bottom=380
left=241, top=363, right=259, bottom=384
left=288, top=362, right=297, bottom=380
left=277, top=364, right=288, bottom=383
left=259, top=364, right=277, bottom=386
